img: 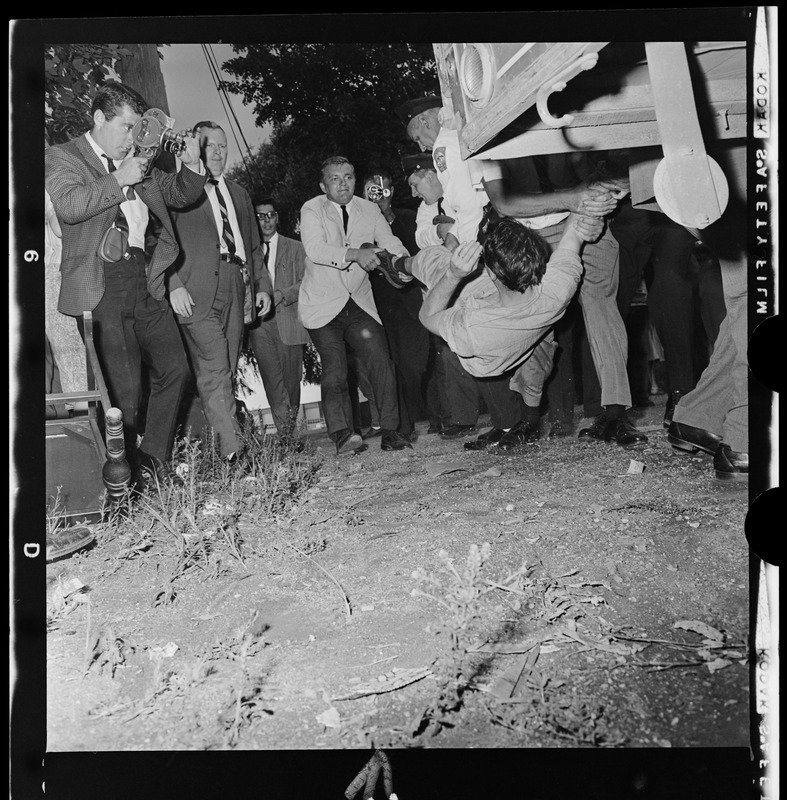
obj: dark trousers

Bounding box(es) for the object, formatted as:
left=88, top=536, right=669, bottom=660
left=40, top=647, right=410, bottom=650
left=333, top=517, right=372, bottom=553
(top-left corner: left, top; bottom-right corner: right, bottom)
left=179, top=263, right=245, bottom=457
left=544, top=300, right=579, bottom=423
left=425, top=334, right=452, bottom=430
left=476, top=372, right=523, bottom=429
left=248, top=316, right=305, bottom=437
left=308, top=298, right=400, bottom=436
left=442, top=346, right=482, bottom=426
left=78, top=250, right=190, bottom=465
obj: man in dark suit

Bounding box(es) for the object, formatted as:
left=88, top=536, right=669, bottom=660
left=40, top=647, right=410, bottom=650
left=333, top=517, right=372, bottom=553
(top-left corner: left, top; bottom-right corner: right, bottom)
left=247, top=197, right=310, bottom=444
left=168, top=121, right=272, bottom=461
left=45, top=81, right=206, bottom=484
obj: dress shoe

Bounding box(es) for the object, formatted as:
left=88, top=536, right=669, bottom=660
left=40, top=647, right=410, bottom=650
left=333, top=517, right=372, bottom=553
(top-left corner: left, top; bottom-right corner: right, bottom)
left=440, top=423, right=476, bottom=440
left=497, top=420, right=541, bottom=451
left=426, top=423, right=444, bottom=435
left=714, top=444, right=748, bottom=482
left=666, top=420, right=722, bottom=455
left=663, top=390, right=684, bottom=428
left=46, top=525, right=95, bottom=562
left=138, top=451, right=184, bottom=487
left=362, top=426, right=383, bottom=440
left=464, top=427, right=505, bottom=451
left=380, top=429, right=413, bottom=451
left=611, top=418, right=649, bottom=449
left=374, top=251, right=414, bottom=289
left=547, top=419, right=574, bottom=439
left=578, top=416, right=647, bottom=449
left=333, top=429, right=364, bottom=455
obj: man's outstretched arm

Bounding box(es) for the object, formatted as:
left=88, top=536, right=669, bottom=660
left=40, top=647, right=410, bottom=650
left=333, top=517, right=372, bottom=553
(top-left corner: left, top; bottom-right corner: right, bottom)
left=418, top=241, right=482, bottom=336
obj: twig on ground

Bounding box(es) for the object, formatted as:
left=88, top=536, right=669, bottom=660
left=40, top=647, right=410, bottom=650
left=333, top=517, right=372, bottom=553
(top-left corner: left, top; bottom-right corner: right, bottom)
left=282, top=540, right=352, bottom=621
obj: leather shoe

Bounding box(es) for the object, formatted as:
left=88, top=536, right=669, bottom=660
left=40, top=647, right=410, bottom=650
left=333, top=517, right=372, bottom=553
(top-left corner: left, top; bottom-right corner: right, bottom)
left=440, top=423, right=476, bottom=440
left=497, top=420, right=541, bottom=451
left=138, top=451, right=183, bottom=487
left=714, top=444, right=748, bottom=482
left=667, top=420, right=722, bottom=455
left=464, top=427, right=505, bottom=451
left=426, top=423, right=444, bottom=435
left=333, top=429, right=364, bottom=455
left=663, top=390, right=684, bottom=428
left=547, top=419, right=574, bottom=439
left=46, top=525, right=95, bottom=562
left=578, top=416, right=648, bottom=449
left=380, top=429, right=413, bottom=451
left=362, top=427, right=383, bottom=440
left=611, top=418, right=648, bottom=449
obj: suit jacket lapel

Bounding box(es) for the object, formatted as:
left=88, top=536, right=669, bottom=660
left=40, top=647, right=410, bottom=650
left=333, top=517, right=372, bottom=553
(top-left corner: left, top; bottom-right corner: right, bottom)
left=76, top=135, right=111, bottom=180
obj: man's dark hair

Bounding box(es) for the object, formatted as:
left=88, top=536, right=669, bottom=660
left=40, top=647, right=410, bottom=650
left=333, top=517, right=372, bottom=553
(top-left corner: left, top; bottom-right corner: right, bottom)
left=483, top=217, right=551, bottom=293
left=362, top=169, right=392, bottom=186
left=192, top=120, right=224, bottom=136
left=90, top=80, right=147, bottom=120
left=253, top=196, right=277, bottom=211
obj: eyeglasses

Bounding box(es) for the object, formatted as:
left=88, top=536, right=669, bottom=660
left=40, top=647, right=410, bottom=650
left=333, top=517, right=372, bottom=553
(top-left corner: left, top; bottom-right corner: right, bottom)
left=256, top=212, right=277, bottom=221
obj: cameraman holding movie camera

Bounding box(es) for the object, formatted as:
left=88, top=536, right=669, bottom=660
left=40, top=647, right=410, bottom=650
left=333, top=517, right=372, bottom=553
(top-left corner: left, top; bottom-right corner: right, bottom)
left=45, top=80, right=207, bottom=489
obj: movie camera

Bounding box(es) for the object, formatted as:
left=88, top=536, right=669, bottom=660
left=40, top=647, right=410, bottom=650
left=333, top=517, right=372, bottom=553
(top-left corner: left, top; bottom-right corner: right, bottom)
left=131, top=108, right=188, bottom=164
left=365, top=175, right=392, bottom=202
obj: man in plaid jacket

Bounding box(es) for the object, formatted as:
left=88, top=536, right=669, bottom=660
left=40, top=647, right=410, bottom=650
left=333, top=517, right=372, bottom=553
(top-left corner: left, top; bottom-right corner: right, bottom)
left=45, top=81, right=206, bottom=485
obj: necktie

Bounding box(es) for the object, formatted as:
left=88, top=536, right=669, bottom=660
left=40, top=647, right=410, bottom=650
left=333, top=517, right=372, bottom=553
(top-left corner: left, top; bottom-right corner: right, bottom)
left=102, top=155, right=129, bottom=230
left=103, top=154, right=136, bottom=199
left=437, top=198, right=446, bottom=216
left=340, top=204, right=349, bottom=234
left=263, top=241, right=270, bottom=267
left=209, top=179, right=236, bottom=255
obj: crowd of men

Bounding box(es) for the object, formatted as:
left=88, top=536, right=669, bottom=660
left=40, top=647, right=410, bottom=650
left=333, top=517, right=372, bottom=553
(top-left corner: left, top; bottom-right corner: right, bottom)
left=44, top=80, right=748, bottom=531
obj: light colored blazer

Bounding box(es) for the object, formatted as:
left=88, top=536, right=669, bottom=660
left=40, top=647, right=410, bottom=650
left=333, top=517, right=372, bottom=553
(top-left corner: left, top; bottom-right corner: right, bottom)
left=260, top=234, right=311, bottom=346
left=298, top=194, right=409, bottom=329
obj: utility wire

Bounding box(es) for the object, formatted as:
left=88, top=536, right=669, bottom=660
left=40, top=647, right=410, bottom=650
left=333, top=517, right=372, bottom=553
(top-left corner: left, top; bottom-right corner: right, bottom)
left=200, top=44, right=265, bottom=188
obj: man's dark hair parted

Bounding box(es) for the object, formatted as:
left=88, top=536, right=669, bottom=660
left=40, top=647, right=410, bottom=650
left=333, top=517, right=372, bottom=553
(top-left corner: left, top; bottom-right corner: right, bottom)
left=90, top=80, right=147, bottom=120
left=362, top=169, right=393, bottom=186
left=483, top=217, right=552, bottom=294
left=253, top=196, right=278, bottom=212
left=192, top=120, right=224, bottom=136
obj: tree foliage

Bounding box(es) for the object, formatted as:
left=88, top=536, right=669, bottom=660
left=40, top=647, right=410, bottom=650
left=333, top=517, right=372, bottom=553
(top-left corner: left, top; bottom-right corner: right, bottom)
left=221, top=43, right=439, bottom=234
left=44, top=44, right=131, bottom=144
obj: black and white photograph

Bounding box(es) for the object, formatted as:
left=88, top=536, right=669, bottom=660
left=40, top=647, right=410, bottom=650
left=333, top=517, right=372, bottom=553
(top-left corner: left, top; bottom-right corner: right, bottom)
left=10, top=10, right=778, bottom=800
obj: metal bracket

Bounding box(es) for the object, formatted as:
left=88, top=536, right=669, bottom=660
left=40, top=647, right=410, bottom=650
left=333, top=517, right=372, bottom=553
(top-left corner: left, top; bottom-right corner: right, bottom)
left=536, top=52, right=600, bottom=128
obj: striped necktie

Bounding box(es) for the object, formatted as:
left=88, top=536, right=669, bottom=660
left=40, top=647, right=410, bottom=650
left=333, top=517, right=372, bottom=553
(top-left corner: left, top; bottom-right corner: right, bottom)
left=209, top=178, right=236, bottom=255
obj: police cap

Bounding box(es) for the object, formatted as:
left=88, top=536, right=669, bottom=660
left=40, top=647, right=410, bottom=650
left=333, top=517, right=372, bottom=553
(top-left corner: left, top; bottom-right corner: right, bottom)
left=396, top=95, right=442, bottom=127
left=401, top=153, right=435, bottom=176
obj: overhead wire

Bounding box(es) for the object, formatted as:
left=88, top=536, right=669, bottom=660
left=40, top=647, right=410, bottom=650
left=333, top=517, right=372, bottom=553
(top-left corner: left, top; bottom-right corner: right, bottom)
left=200, top=44, right=266, bottom=188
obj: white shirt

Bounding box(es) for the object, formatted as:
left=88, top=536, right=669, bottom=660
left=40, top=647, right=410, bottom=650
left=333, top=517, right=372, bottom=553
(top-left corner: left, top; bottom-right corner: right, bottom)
left=206, top=174, right=247, bottom=263
left=264, top=231, right=279, bottom=287
left=327, top=197, right=353, bottom=257
left=431, top=126, right=489, bottom=245
left=87, top=132, right=149, bottom=250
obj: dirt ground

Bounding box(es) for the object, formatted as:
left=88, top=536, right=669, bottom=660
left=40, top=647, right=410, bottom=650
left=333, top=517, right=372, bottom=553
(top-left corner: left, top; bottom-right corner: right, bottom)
left=45, top=393, right=752, bottom=755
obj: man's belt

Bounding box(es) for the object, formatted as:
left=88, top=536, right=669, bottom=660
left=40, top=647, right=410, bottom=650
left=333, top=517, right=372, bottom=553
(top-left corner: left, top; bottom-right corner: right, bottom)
left=220, top=253, right=246, bottom=267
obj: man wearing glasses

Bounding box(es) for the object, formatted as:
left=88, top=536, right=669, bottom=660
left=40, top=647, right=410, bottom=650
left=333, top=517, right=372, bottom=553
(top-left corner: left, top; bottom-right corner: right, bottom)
left=168, top=121, right=272, bottom=463
left=247, top=199, right=311, bottom=446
